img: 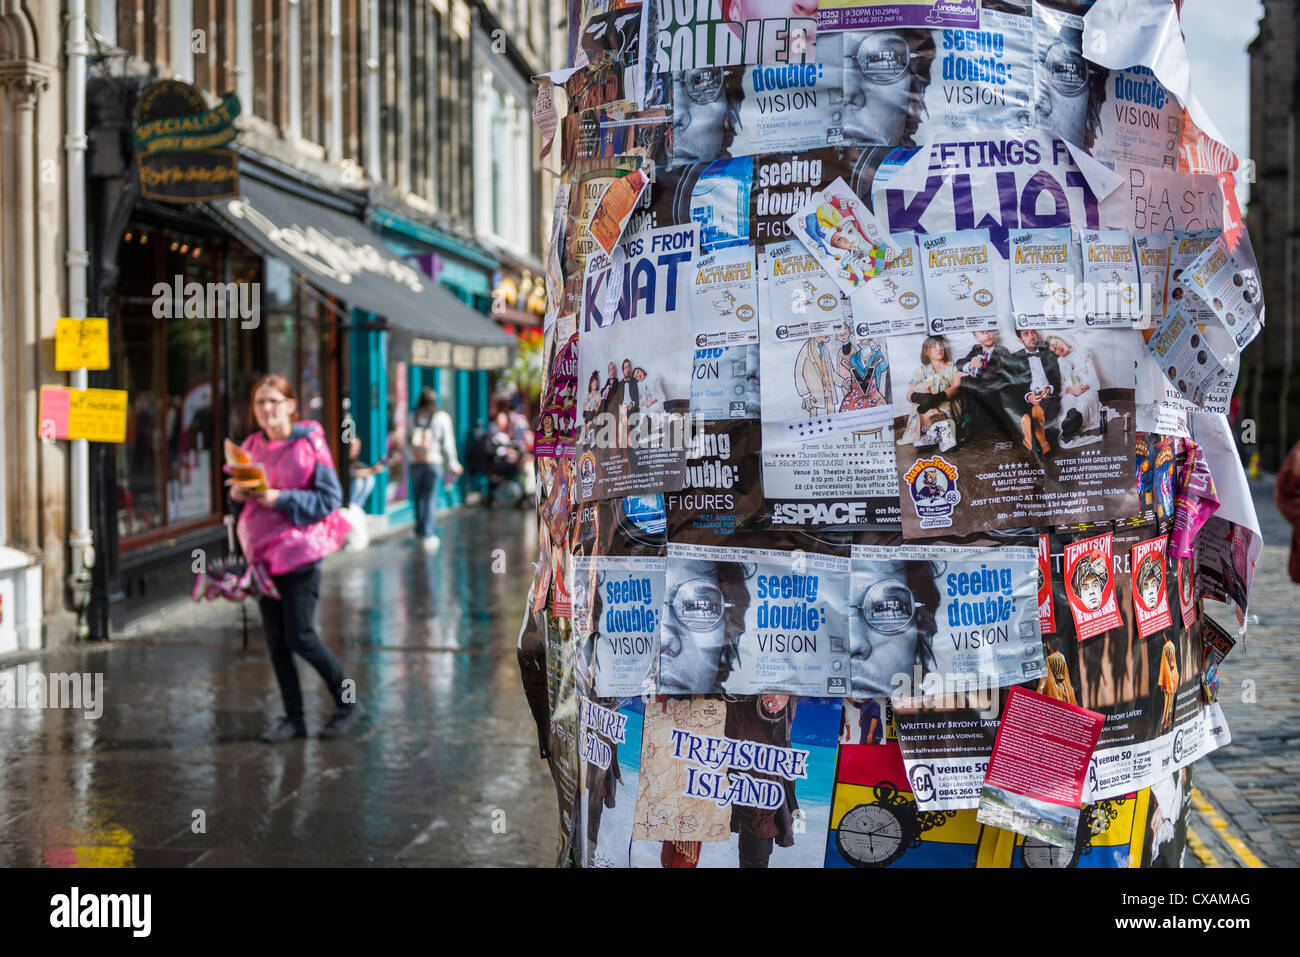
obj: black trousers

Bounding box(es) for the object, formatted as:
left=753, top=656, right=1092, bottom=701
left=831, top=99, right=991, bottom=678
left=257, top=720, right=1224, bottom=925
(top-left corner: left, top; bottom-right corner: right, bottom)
left=257, top=563, right=344, bottom=723
left=738, top=832, right=775, bottom=868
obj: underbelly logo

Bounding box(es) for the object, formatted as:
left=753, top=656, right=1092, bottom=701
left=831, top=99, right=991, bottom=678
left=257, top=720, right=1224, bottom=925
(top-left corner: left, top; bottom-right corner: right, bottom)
left=904, top=456, right=961, bottom=529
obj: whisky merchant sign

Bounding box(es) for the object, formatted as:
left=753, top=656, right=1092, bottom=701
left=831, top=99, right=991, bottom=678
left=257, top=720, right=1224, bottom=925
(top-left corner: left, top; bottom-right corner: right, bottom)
left=134, top=80, right=240, bottom=203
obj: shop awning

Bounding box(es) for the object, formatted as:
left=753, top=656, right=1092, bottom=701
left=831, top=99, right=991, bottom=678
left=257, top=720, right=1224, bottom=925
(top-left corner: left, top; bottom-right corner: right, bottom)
left=206, top=172, right=516, bottom=370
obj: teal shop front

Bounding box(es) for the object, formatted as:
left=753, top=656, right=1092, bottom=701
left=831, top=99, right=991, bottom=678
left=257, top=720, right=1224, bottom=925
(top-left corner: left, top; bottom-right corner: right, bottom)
left=363, top=206, right=507, bottom=519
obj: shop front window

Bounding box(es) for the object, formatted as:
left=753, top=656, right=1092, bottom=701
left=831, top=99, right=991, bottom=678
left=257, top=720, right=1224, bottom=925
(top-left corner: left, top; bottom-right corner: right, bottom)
left=114, top=223, right=222, bottom=539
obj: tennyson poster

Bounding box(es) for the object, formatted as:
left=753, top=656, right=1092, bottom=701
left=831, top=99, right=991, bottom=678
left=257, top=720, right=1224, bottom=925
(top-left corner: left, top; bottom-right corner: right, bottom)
left=659, top=542, right=851, bottom=697
left=888, top=322, right=1139, bottom=538
left=848, top=542, right=1045, bottom=699
left=629, top=694, right=839, bottom=868
left=889, top=520, right=1230, bottom=811
left=577, top=222, right=698, bottom=501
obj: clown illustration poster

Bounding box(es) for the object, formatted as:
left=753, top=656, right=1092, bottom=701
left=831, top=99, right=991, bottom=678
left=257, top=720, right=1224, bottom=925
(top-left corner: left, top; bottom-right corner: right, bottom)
left=659, top=542, right=851, bottom=697
left=577, top=222, right=699, bottom=501
left=887, top=323, right=1139, bottom=539
left=628, top=694, right=839, bottom=868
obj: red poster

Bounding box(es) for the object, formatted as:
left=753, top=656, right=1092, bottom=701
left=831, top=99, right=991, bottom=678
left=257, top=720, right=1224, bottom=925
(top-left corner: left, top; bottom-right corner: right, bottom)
left=977, top=687, right=1105, bottom=848
left=1177, top=554, right=1196, bottom=628
left=1037, top=534, right=1055, bottom=636
left=1131, top=536, right=1172, bottom=638
left=1062, top=532, right=1123, bottom=641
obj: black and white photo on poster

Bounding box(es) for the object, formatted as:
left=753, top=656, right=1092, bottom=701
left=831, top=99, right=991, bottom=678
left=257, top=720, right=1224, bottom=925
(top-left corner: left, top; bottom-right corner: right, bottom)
left=659, top=542, right=852, bottom=697
left=1030, top=1, right=1108, bottom=153
left=913, top=7, right=1035, bottom=142
left=847, top=231, right=929, bottom=337
left=838, top=28, right=935, bottom=148
left=848, top=542, right=1045, bottom=700
left=577, top=222, right=699, bottom=501
left=1009, top=226, right=1081, bottom=330
left=572, top=554, right=666, bottom=696
left=760, top=241, right=892, bottom=445
left=691, top=343, right=762, bottom=418
left=888, top=321, right=1139, bottom=538
left=668, top=54, right=844, bottom=169
left=651, top=0, right=818, bottom=74
left=664, top=418, right=764, bottom=544
left=692, top=244, right=761, bottom=347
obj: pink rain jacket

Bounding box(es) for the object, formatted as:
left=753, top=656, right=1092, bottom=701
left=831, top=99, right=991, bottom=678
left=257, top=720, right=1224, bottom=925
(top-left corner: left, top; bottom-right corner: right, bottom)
left=234, top=420, right=350, bottom=576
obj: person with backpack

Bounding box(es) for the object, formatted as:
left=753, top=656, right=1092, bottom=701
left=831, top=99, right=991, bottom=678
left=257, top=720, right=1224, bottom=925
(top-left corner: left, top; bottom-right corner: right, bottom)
left=408, top=387, right=462, bottom=550
left=230, top=374, right=363, bottom=741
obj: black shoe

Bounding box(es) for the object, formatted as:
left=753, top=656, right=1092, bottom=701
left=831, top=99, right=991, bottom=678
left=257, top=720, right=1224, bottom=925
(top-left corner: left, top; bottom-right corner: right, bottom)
left=262, top=716, right=307, bottom=742
left=319, top=702, right=366, bottom=739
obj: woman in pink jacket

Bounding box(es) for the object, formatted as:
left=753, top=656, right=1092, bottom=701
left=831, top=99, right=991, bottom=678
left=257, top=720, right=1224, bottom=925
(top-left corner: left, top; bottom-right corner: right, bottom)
left=231, top=374, right=362, bottom=742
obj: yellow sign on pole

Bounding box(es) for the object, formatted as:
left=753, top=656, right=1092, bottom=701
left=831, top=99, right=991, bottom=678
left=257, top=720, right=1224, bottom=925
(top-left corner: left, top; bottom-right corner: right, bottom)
left=68, top=388, right=128, bottom=443
left=54, top=318, right=110, bottom=371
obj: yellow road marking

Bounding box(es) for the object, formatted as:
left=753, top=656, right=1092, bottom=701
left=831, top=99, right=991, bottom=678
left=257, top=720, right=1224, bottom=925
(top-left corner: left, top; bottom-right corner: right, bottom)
left=1185, top=827, right=1219, bottom=867
left=1190, top=788, right=1266, bottom=868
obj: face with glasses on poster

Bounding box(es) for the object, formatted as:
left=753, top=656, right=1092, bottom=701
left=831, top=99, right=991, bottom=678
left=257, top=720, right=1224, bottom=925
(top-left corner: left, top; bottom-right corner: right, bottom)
left=659, top=559, right=753, bottom=694
left=671, top=67, right=743, bottom=165
left=841, top=31, right=935, bottom=148
left=1034, top=31, right=1107, bottom=150
left=848, top=559, right=943, bottom=699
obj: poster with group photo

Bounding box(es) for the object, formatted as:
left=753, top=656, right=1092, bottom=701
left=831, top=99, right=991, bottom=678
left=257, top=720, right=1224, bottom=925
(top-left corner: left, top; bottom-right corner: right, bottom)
left=887, top=323, right=1139, bottom=538
left=848, top=542, right=1045, bottom=699
left=577, top=222, right=699, bottom=501
left=659, top=542, right=851, bottom=697
left=630, top=694, right=839, bottom=868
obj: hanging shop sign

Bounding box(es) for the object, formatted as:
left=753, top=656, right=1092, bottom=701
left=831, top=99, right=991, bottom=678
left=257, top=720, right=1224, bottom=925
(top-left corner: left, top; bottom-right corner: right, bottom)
left=134, top=80, right=240, bottom=203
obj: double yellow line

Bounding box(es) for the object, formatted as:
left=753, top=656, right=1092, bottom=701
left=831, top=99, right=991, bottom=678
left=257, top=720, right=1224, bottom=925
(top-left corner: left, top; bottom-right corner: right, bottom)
left=1187, top=788, right=1265, bottom=868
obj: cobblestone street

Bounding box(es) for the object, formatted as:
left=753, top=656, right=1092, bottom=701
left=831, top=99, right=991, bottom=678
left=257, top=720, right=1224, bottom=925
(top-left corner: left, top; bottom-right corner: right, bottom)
left=0, top=510, right=555, bottom=867
left=1186, top=477, right=1300, bottom=867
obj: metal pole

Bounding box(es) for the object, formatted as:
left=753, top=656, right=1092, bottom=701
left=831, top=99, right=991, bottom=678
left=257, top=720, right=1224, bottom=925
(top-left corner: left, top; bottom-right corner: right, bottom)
left=66, top=0, right=95, bottom=640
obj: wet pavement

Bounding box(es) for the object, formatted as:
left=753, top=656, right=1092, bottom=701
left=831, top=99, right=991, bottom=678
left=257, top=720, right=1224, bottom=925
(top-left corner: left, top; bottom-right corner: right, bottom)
left=0, top=508, right=557, bottom=867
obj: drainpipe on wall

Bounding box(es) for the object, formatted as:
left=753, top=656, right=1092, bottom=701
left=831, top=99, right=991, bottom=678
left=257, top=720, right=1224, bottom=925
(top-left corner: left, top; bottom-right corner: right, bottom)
left=66, top=0, right=94, bottom=640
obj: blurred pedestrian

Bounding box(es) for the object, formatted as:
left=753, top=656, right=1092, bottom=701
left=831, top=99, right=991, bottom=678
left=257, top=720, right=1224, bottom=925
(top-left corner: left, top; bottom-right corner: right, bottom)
left=1275, top=438, right=1300, bottom=583
left=231, top=374, right=363, bottom=741
left=409, top=387, right=462, bottom=550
